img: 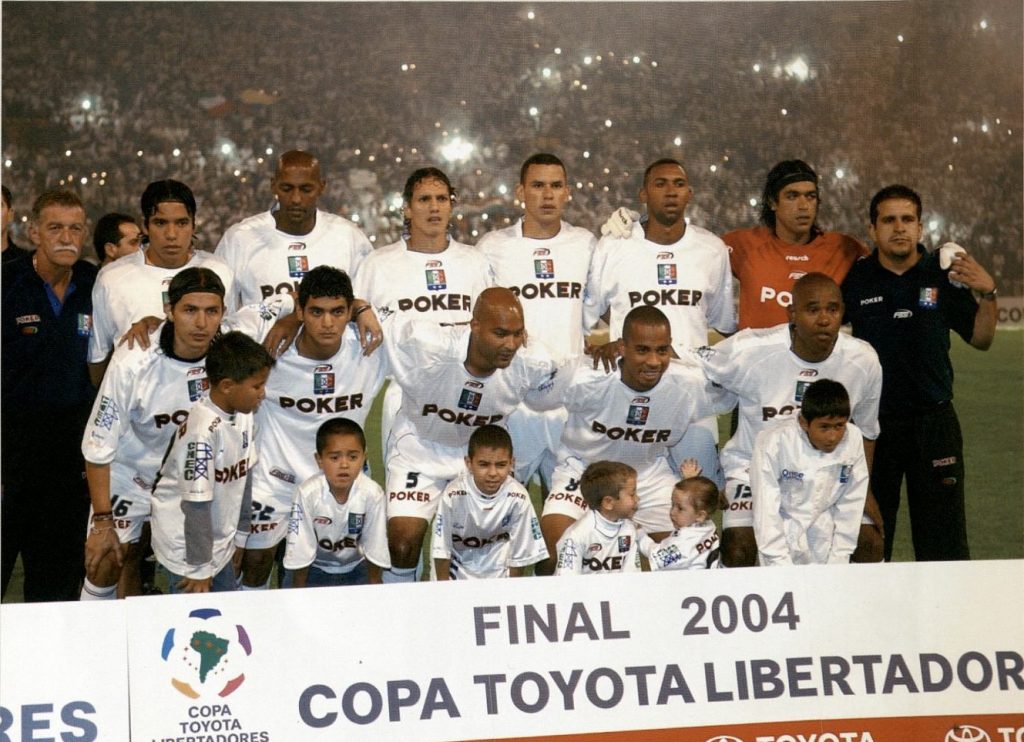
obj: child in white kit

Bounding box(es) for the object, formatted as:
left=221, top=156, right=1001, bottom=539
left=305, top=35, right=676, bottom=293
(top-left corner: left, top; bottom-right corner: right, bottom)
left=432, top=425, right=548, bottom=580
left=751, top=379, right=869, bottom=566
left=283, top=418, right=391, bottom=586
left=555, top=461, right=642, bottom=576
left=639, top=459, right=722, bottom=570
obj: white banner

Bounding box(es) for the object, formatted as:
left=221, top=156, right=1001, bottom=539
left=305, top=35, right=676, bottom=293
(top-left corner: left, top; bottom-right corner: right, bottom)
left=0, top=600, right=130, bottom=741
left=122, top=561, right=1024, bottom=741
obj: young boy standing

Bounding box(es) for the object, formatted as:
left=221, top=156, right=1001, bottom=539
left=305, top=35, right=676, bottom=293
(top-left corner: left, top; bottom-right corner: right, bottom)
left=639, top=475, right=722, bottom=571
left=283, top=418, right=390, bottom=587
left=150, top=332, right=273, bottom=593
left=432, top=426, right=547, bottom=580
left=751, top=379, right=869, bottom=566
left=555, top=461, right=641, bottom=576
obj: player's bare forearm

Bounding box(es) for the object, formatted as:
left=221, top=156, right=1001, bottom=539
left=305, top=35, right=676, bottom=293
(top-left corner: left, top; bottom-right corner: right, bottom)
left=263, top=312, right=301, bottom=358
left=970, top=293, right=997, bottom=350
left=351, top=299, right=383, bottom=356
left=88, top=359, right=109, bottom=388
left=118, top=316, right=162, bottom=349
left=433, top=559, right=451, bottom=581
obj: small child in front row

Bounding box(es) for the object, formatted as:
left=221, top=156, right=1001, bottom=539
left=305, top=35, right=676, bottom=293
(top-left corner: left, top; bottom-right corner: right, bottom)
left=751, top=378, right=868, bottom=566
left=555, top=460, right=641, bottom=576
left=638, top=463, right=722, bottom=570
left=150, top=332, right=274, bottom=594
left=283, top=418, right=391, bottom=586
left=432, top=425, right=547, bottom=580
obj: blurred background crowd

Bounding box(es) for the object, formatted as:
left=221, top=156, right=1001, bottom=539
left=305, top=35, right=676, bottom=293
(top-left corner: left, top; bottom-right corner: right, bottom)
left=2, top=1, right=1021, bottom=292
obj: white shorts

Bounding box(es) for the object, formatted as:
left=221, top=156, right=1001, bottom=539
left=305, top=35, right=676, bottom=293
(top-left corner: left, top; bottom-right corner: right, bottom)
left=722, top=476, right=754, bottom=529
left=385, top=451, right=462, bottom=521
left=667, top=416, right=724, bottom=490
left=542, top=456, right=679, bottom=533
left=94, top=477, right=152, bottom=544
left=507, top=404, right=565, bottom=488
left=244, top=486, right=293, bottom=550
left=380, top=381, right=402, bottom=460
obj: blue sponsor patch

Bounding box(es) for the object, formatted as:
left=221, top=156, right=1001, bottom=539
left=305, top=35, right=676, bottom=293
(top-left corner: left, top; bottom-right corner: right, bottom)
left=77, top=313, right=92, bottom=337
left=187, top=376, right=209, bottom=402
left=458, top=388, right=482, bottom=411
left=617, top=535, right=632, bottom=553
left=425, top=269, right=447, bottom=290
left=795, top=380, right=811, bottom=402
left=919, top=286, right=939, bottom=308
left=626, top=404, right=649, bottom=426
left=839, top=464, right=852, bottom=484
left=314, top=371, right=335, bottom=395
left=534, top=258, right=554, bottom=279
left=288, top=255, right=309, bottom=278
left=657, top=263, right=677, bottom=286
left=348, top=512, right=364, bottom=536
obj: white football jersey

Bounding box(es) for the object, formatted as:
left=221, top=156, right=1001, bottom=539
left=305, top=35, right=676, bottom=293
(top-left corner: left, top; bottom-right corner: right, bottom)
left=431, top=469, right=547, bottom=579
left=639, top=521, right=721, bottom=571
left=251, top=329, right=386, bottom=502
left=283, top=471, right=390, bottom=574
left=88, top=248, right=235, bottom=363
left=353, top=238, right=492, bottom=322
left=150, top=396, right=256, bottom=580
left=555, top=358, right=733, bottom=478
left=554, top=510, right=641, bottom=575
left=584, top=226, right=736, bottom=354
left=383, top=316, right=571, bottom=475
left=751, top=419, right=868, bottom=566
left=478, top=220, right=595, bottom=361
left=81, top=298, right=290, bottom=496
left=214, top=209, right=372, bottom=308
left=696, top=324, right=881, bottom=481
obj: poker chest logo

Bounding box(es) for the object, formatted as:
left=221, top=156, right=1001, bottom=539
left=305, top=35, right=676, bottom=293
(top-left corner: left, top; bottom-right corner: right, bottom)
left=161, top=607, right=253, bottom=699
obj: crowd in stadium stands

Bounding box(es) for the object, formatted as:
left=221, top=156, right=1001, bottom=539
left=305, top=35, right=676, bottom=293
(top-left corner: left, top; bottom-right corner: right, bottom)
left=2, top=3, right=1020, bottom=292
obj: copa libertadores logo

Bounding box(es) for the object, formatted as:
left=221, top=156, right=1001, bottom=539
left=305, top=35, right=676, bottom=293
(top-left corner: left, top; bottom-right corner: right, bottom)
left=161, top=607, right=253, bottom=699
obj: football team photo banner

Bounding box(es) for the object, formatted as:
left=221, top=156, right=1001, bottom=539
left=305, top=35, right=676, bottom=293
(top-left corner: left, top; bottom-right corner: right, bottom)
left=121, top=560, right=1023, bottom=741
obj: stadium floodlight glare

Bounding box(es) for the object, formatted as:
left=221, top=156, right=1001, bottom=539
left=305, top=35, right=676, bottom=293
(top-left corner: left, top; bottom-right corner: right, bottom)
left=529, top=106, right=539, bottom=116
left=440, top=136, right=473, bottom=164
left=218, top=139, right=235, bottom=156
left=979, top=19, right=988, bottom=29
left=542, top=68, right=551, bottom=78
left=784, top=56, right=810, bottom=81
left=81, top=98, right=92, bottom=111
left=749, top=198, right=757, bottom=207
left=835, top=169, right=845, bottom=179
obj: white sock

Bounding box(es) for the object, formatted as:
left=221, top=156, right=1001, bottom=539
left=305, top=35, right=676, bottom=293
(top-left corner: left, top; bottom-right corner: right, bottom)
left=382, top=566, right=417, bottom=584
left=80, top=578, right=117, bottom=601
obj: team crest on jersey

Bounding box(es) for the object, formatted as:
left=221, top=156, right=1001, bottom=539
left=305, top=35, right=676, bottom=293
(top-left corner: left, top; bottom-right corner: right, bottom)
left=919, top=287, right=939, bottom=308
left=425, top=268, right=447, bottom=290
left=313, top=365, right=335, bottom=395
left=288, top=242, right=306, bottom=251
left=459, top=388, right=483, bottom=411
left=617, top=535, right=632, bottom=553
left=626, top=404, right=649, bottom=426
left=77, top=313, right=92, bottom=337
left=657, top=263, right=677, bottom=286
left=794, top=380, right=812, bottom=402
left=93, top=395, right=118, bottom=430
left=839, top=464, right=852, bottom=484
left=534, top=258, right=555, bottom=279
left=187, top=376, right=209, bottom=402
left=184, top=441, right=214, bottom=481
left=161, top=277, right=173, bottom=307
left=288, top=255, right=310, bottom=278
left=347, top=512, right=364, bottom=536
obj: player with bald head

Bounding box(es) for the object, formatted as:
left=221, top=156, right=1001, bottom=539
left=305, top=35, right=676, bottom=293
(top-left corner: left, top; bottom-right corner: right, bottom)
left=693, top=273, right=883, bottom=567
left=535, top=305, right=734, bottom=575
left=215, top=149, right=373, bottom=310
left=379, top=287, right=572, bottom=581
